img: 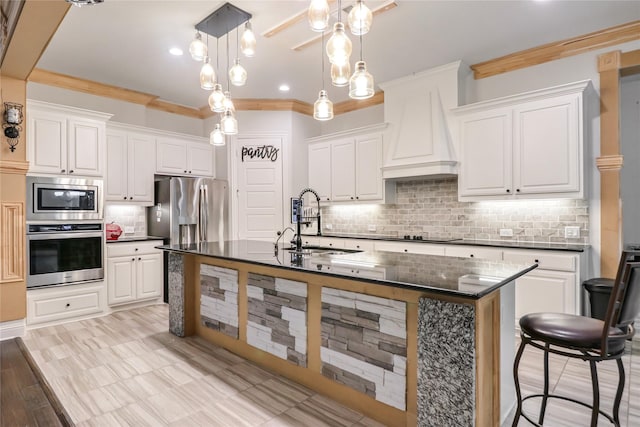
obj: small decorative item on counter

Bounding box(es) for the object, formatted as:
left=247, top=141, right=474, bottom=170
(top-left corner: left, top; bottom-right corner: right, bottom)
left=106, top=222, right=123, bottom=241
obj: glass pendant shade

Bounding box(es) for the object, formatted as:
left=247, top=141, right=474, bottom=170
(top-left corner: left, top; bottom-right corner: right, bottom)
left=313, top=90, right=334, bottom=121
left=189, top=32, right=207, bottom=61
left=208, top=84, right=226, bottom=112
left=331, top=62, right=350, bottom=87
left=221, top=110, right=238, bottom=135
left=229, top=59, right=248, bottom=86
left=349, top=61, right=374, bottom=99
left=326, top=22, right=352, bottom=66
left=347, top=0, right=373, bottom=35
left=199, top=57, right=216, bottom=90
left=308, top=0, right=330, bottom=32
left=210, top=124, right=225, bottom=146
left=223, top=91, right=235, bottom=112
left=240, top=22, right=256, bottom=57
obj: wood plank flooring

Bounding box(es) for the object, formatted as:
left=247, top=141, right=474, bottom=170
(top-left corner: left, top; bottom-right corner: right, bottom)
left=5, top=304, right=640, bottom=426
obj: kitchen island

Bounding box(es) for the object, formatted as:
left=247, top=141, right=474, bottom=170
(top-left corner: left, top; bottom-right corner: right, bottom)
left=159, top=240, right=537, bottom=427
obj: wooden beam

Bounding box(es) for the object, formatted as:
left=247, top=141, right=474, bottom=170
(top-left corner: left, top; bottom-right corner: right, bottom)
left=1, top=0, right=70, bottom=79
left=471, top=20, right=640, bottom=80
left=146, top=99, right=204, bottom=119
left=333, top=91, right=384, bottom=115
left=292, top=1, right=398, bottom=52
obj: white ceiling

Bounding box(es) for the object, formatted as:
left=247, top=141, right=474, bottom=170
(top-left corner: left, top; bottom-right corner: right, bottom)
left=36, top=0, right=640, bottom=108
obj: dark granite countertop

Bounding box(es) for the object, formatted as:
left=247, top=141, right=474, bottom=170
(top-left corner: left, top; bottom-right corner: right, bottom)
left=107, top=236, right=166, bottom=243
left=159, top=240, right=537, bottom=300
left=304, top=233, right=588, bottom=252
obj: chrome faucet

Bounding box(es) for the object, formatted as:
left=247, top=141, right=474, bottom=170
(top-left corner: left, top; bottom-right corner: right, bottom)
left=274, top=226, right=295, bottom=255
left=296, top=187, right=322, bottom=251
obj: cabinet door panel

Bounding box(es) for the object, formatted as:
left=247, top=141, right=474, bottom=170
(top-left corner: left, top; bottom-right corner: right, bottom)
left=308, top=143, right=332, bottom=202
left=128, top=134, right=155, bottom=203
left=356, top=134, right=383, bottom=200
left=514, top=95, right=580, bottom=194
left=188, top=143, right=214, bottom=177
left=105, top=132, right=128, bottom=201
left=331, top=139, right=356, bottom=201
left=28, top=115, right=66, bottom=174
left=458, top=110, right=512, bottom=197
left=156, top=139, right=188, bottom=175
left=137, top=253, right=163, bottom=300
left=107, top=257, right=136, bottom=305
left=515, top=270, right=576, bottom=321
left=68, top=120, right=103, bottom=176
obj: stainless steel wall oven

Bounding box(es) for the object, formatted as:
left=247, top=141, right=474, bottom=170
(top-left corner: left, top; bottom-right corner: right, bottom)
left=26, top=223, right=104, bottom=289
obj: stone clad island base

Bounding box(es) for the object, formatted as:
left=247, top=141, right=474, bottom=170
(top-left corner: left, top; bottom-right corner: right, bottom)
left=162, top=241, right=533, bottom=426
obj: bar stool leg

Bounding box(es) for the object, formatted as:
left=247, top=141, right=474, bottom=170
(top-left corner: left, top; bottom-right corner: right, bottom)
left=589, top=360, right=600, bottom=427
left=613, top=358, right=625, bottom=427
left=538, top=344, right=551, bottom=425
left=512, top=338, right=528, bottom=427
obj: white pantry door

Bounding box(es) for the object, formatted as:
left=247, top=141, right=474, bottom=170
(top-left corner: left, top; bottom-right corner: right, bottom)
left=236, top=136, right=283, bottom=241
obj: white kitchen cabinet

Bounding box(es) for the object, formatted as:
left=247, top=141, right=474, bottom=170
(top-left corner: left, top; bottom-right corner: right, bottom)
left=106, top=126, right=155, bottom=205
left=315, top=237, right=345, bottom=248
left=444, top=245, right=503, bottom=261
left=343, top=239, right=375, bottom=251
left=156, top=136, right=214, bottom=177
left=27, top=281, right=106, bottom=326
left=106, top=241, right=163, bottom=306
left=307, top=124, right=392, bottom=203
left=374, top=240, right=445, bottom=256
left=27, top=100, right=111, bottom=177
left=454, top=80, right=591, bottom=201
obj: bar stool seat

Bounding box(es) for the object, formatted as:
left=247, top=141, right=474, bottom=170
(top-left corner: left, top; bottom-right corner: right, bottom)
left=520, top=313, right=627, bottom=353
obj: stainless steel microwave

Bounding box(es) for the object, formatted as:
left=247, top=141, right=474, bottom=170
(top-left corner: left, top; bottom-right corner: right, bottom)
left=26, top=176, right=103, bottom=222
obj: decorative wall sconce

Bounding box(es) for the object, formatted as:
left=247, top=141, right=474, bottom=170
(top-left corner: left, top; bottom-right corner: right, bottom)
left=3, top=102, right=23, bottom=152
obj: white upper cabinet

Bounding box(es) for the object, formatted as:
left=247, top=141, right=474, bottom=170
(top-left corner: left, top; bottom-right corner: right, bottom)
left=307, top=124, right=392, bottom=203
left=27, top=100, right=111, bottom=177
left=106, top=124, right=155, bottom=205
left=378, top=61, right=467, bottom=179
left=156, top=136, right=214, bottom=177
left=453, top=80, right=592, bottom=201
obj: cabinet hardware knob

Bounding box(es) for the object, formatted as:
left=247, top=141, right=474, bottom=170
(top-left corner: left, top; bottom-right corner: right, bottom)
left=69, top=170, right=74, bottom=173
left=326, top=198, right=330, bottom=201
left=66, top=303, right=70, bottom=307
left=61, top=169, right=66, bottom=173
left=506, top=189, right=511, bottom=193
left=404, top=249, right=408, bottom=252
left=138, top=257, right=141, bottom=261
left=470, top=254, right=474, bottom=258
left=356, top=245, right=360, bottom=249
left=350, top=196, right=354, bottom=200
left=135, top=248, right=138, bottom=251
left=356, top=196, right=359, bottom=200
left=184, top=170, right=187, bottom=173
left=129, top=197, right=133, bottom=200
left=123, top=196, right=127, bottom=200
left=132, top=258, right=135, bottom=261
left=516, top=189, right=520, bottom=193
left=534, top=259, right=539, bottom=263
left=189, top=171, right=192, bottom=174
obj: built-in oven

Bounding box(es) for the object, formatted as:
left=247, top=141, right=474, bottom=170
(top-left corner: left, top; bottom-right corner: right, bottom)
left=26, top=223, right=104, bottom=289
left=26, top=176, right=102, bottom=222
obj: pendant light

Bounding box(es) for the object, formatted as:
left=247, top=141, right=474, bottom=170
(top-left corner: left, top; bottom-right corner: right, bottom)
left=308, top=0, right=330, bottom=32
left=200, top=56, right=216, bottom=90
left=347, top=0, right=372, bottom=35
left=189, top=31, right=207, bottom=61
left=331, top=62, right=350, bottom=87
left=221, top=109, right=238, bottom=135
left=208, top=85, right=226, bottom=112
left=349, top=33, right=373, bottom=99
left=326, top=22, right=351, bottom=66
left=240, top=22, right=256, bottom=57
left=314, top=32, right=333, bottom=121
left=210, top=124, right=225, bottom=146
left=223, top=91, right=235, bottom=112
left=229, top=28, right=247, bottom=86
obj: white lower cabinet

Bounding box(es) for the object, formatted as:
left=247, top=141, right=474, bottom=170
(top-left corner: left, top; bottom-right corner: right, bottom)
left=107, top=241, right=163, bottom=306
left=27, top=281, right=106, bottom=326
left=374, top=240, right=445, bottom=256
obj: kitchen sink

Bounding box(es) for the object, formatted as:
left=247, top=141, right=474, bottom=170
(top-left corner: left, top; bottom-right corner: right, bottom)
left=284, top=245, right=362, bottom=256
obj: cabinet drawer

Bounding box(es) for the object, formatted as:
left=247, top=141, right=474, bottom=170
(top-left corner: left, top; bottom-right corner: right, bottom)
left=503, top=250, right=576, bottom=272
left=27, top=283, right=104, bottom=325
left=374, top=241, right=445, bottom=256
left=316, top=238, right=345, bottom=249
left=343, top=239, right=375, bottom=251
left=445, top=246, right=503, bottom=261
left=107, top=240, right=163, bottom=257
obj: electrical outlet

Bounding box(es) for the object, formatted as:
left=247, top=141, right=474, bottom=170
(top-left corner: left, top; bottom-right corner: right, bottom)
left=564, top=226, right=580, bottom=239
left=325, top=223, right=332, bottom=230
left=499, top=228, right=513, bottom=237
left=124, top=226, right=135, bottom=234
left=368, top=224, right=376, bottom=232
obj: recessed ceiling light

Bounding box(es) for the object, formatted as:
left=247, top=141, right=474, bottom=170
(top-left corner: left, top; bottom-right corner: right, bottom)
left=279, top=84, right=290, bottom=92
left=169, top=47, right=184, bottom=56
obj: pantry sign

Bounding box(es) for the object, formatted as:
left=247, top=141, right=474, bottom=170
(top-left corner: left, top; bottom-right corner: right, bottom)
left=241, top=145, right=279, bottom=162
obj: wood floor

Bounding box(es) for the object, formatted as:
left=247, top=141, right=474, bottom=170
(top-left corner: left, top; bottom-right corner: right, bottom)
left=4, top=304, right=640, bottom=426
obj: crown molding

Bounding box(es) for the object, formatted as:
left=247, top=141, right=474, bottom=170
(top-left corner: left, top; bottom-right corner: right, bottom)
left=471, top=20, right=640, bottom=79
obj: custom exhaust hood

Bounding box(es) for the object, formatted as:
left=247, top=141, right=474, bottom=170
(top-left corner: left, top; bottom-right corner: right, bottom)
left=379, top=61, right=469, bottom=180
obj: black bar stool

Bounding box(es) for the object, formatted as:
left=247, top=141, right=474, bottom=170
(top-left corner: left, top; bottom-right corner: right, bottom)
left=512, top=249, right=640, bottom=426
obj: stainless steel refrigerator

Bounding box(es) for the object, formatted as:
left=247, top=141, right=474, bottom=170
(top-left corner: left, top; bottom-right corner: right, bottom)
left=148, top=177, right=228, bottom=245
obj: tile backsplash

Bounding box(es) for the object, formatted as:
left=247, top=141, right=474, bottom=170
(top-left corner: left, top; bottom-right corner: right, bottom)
left=105, top=204, right=147, bottom=237
left=320, top=178, right=589, bottom=244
